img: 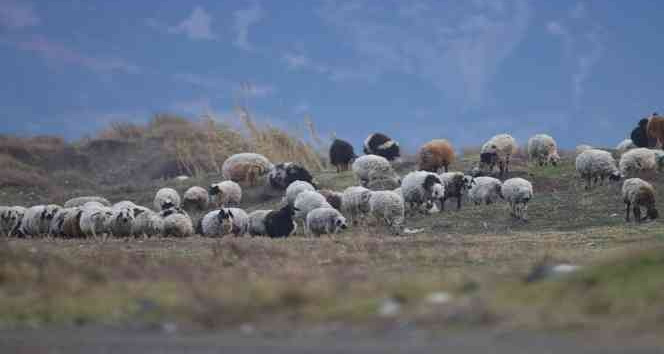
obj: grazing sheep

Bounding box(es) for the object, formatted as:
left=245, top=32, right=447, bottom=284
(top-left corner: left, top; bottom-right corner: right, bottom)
left=438, top=172, right=474, bottom=211
left=49, top=208, right=84, bottom=238
left=329, top=138, right=356, bottom=172
left=80, top=205, right=113, bottom=238
left=268, top=162, right=315, bottom=190
left=501, top=178, right=534, bottom=221
left=352, top=154, right=399, bottom=187
left=363, top=133, right=400, bottom=161
left=294, top=191, right=332, bottom=226
left=480, top=134, right=518, bottom=176
left=632, top=117, right=655, bottom=148
left=248, top=209, right=272, bottom=236
left=319, top=189, right=343, bottom=210
left=527, top=134, right=560, bottom=166
left=264, top=204, right=298, bottom=238
left=107, top=202, right=145, bottom=237
left=619, top=148, right=664, bottom=176
left=616, top=139, right=637, bottom=155
left=400, top=171, right=445, bottom=214
left=646, top=112, right=664, bottom=148
left=221, top=153, right=274, bottom=186
left=131, top=207, right=164, bottom=237
left=154, top=188, right=181, bottom=211
left=622, top=178, right=659, bottom=222
left=417, top=139, right=455, bottom=173
left=305, top=207, right=348, bottom=236
left=365, top=169, right=401, bottom=191
left=575, top=144, right=594, bottom=155
left=199, top=208, right=248, bottom=237
left=1, top=206, right=25, bottom=236
left=575, top=149, right=622, bottom=189
left=341, top=186, right=373, bottom=225
left=161, top=207, right=194, bottom=237
left=183, top=186, right=209, bottom=212
left=64, top=196, right=111, bottom=208
left=19, top=204, right=61, bottom=236
left=283, top=180, right=316, bottom=206
left=468, top=177, right=503, bottom=205
left=49, top=208, right=77, bottom=237
left=369, top=190, right=405, bottom=235
left=209, top=181, right=242, bottom=208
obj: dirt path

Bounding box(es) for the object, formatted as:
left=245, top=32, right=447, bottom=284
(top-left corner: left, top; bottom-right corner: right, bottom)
left=1, top=327, right=661, bottom=354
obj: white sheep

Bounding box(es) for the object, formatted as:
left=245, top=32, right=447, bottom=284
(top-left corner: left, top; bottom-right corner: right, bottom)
left=248, top=209, right=272, bottom=236
left=160, top=207, right=194, bottom=237
left=622, top=178, right=659, bottom=222
left=619, top=148, right=664, bottom=176
left=283, top=180, right=316, bottom=206
left=365, top=169, right=401, bottom=191
left=575, top=149, right=622, bottom=189
left=305, top=207, right=348, bottom=236
left=19, top=204, right=61, bottom=236
left=341, top=186, right=373, bottom=225
left=221, top=153, right=274, bottom=186
left=0, top=206, right=25, bottom=236
left=107, top=201, right=143, bottom=237
left=352, top=154, right=398, bottom=187
left=199, top=208, right=249, bottom=237
left=64, top=196, right=110, bottom=208
left=616, top=139, right=637, bottom=155
left=293, top=191, right=332, bottom=226
left=575, top=144, right=593, bottom=155
left=131, top=206, right=164, bottom=237
left=480, top=134, right=518, bottom=176
left=49, top=207, right=75, bottom=237
left=527, top=134, right=560, bottom=166
left=369, top=190, right=405, bottom=235
left=501, top=178, right=533, bottom=221
left=468, top=176, right=503, bottom=205
left=80, top=205, right=114, bottom=238
left=183, top=186, right=210, bottom=212
left=400, top=171, right=445, bottom=214
left=209, top=181, right=242, bottom=207
left=154, top=188, right=181, bottom=211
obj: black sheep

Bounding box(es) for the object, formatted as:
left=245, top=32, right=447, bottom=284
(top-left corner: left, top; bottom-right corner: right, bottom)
left=363, top=133, right=400, bottom=161
left=329, top=139, right=356, bottom=172
left=264, top=204, right=297, bottom=238
left=268, top=162, right=315, bottom=190
left=631, top=118, right=656, bottom=148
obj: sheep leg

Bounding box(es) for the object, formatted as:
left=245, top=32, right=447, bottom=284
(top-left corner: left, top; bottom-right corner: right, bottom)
left=456, top=196, right=462, bottom=210
left=625, top=202, right=631, bottom=222
left=439, top=198, right=446, bottom=212
left=633, top=206, right=642, bottom=223
left=521, top=203, right=528, bottom=221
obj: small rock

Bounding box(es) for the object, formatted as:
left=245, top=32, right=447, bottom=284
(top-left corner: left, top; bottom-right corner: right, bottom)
left=426, top=291, right=452, bottom=305
left=162, top=322, right=178, bottom=334
left=378, top=298, right=401, bottom=317
left=403, top=228, right=425, bottom=234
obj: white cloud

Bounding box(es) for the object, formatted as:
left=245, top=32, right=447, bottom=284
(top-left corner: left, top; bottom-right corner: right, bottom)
left=573, top=29, right=603, bottom=102
left=0, top=0, right=39, bottom=30
left=168, top=6, right=216, bottom=40
left=233, top=2, right=263, bottom=50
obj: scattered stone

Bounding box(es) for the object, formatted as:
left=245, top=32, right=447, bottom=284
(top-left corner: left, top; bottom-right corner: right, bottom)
left=378, top=297, right=401, bottom=317
left=425, top=291, right=452, bottom=305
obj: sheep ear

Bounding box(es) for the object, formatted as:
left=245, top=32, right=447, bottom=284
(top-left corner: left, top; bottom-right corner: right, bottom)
left=423, top=175, right=439, bottom=191
left=134, top=208, right=145, bottom=216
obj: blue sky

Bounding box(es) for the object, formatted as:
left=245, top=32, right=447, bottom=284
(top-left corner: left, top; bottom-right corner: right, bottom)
left=0, top=0, right=662, bottom=152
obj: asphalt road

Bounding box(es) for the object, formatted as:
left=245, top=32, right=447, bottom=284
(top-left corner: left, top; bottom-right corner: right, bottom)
left=1, top=326, right=662, bottom=354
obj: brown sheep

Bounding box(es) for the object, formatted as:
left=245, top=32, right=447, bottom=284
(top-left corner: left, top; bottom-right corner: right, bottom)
left=646, top=112, right=664, bottom=149
left=622, top=178, right=658, bottom=223
left=318, top=189, right=343, bottom=210
left=417, top=139, right=455, bottom=173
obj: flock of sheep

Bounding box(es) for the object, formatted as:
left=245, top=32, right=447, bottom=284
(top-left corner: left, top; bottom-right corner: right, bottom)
left=1, top=120, right=663, bottom=240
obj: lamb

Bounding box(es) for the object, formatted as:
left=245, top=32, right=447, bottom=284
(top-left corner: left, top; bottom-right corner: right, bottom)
left=438, top=172, right=475, bottom=211
left=1, top=206, right=25, bottom=236
left=619, top=148, right=664, bottom=176
left=363, top=133, right=400, bottom=161
left=329, top=138, right=356, bottom=172
left=417, top=139, right=455, bottom=173
left=479, top=134, right=518, bottom=176
left=468, top=176, right=503, bottom=205
left=369, top=190, right=405, bottom=235
left=318, top=189, right=343, bottom=210
left=63, top=196, right=111, bottom=208
left=575, top=149, right=622, bottom=189
left=18, top=204, right=61, bottom=236
left=305, top=207, right=348, bottom=236
left=154, top=188, right=181, bottom=211
left=268, top=162, right=315, bottom=190
left=248, top=209, right=272, bottom=236
left=352, top=154, right=399, bottom=187
left=646, top=112, right=664, bottom=148
left=501, top=177, right=534, bottom=221
left=527, top=134, right=560, bottom=166
left=283, top=180, right=316, bottom=206
left=341, top=186, right=373, bottom=225
left=131, top=207, right=164, bottom=237
left=161, top=207, right=194, bottom=237
left=616, top=139, right=637, bottom=155
left=183, top=186, right=209, bottom=212
left=79, top=205, right=113, bottom=238
left=400, top=171, right=445, bottom=214
left=622, top=178, right=659, bottom=222
left=221, top=153, right=274, bottom=186
left=264, top=204, right=298, bottom=238
left=293, top=191, right=332, bottom=226
left=209, top=181, right=242, bottom=208
left=199, top=208, right=248, bottom=237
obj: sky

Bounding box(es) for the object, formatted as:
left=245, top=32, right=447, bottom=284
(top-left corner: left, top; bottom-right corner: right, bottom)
left=1, top=0, right=663, bottom=152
